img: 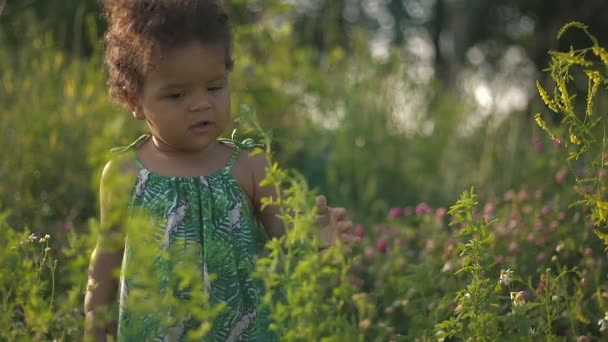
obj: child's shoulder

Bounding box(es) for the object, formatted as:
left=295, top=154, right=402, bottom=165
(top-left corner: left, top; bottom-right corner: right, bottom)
left=100, top=149, right=139, bottom=192
left=223, top=139, right=270, bottom=201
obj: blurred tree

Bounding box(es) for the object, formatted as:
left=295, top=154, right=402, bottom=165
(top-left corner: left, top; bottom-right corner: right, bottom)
left=4, top=0, right=608, bottom=86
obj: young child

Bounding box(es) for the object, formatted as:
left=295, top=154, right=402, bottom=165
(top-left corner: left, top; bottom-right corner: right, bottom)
left=84, top=1, right=360, bottom=341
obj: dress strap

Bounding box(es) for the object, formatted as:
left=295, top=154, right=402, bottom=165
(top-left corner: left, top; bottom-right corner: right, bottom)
left=219, top=129, right=265, bottom=171
left=109, top=134, right=150, bottom=155
left=224, top=145, right=242, bottom=170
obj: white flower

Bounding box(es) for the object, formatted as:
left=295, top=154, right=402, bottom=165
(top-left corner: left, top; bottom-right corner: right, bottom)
left=599, top=312, right=608, bottom=332
left=499, top=269, right=514, bottom=286
left=510, top=291, right=525, bottom=307
left=28, top=233, right=37, bottom=242
left=44, top=234, right=51, bottom=240
left=441, top=261, right=454, bottom=273
left=435, top=329, right=446, bottom=342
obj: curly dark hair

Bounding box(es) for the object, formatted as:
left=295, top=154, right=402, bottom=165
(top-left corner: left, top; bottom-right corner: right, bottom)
left=102, top=0, right=234, bottom=107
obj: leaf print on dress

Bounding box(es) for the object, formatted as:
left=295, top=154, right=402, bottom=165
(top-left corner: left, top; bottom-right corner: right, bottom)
left=135, top=169, right=151, bottom=198
left=163, top=200, right=189, bottom=251
left=225, top=308, right=256, bottom=342
left=161, top=314, right=191, bottom=342
left=119, top=277, right=129, bottom=309
left=204, top=262, right=212, bottom=298
left=228, top=200, right=242, bottom=233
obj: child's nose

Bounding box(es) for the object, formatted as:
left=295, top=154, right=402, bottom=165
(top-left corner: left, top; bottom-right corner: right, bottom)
left=188, top=91, right=212, bottom=112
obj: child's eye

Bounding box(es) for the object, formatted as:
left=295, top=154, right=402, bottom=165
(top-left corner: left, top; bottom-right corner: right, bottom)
left=208, top=85, right=225, bottom=92
left=165, top=92, right=184, bottom=99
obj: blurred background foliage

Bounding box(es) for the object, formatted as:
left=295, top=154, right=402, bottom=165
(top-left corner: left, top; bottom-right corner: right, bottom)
left=2, top=0, right=607, bottom=230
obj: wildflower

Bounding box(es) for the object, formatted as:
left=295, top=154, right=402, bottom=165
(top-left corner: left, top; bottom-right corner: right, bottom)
left=358, top=319, right=371, bottom=332
left=553, top=138, right=564, bottom=148
left=441, top=261, right=454, bottom=273
left=388, top=207, right=403, bottom=218
left=435, top=207, right=447, bottom=223
left=28, top=233, right=37, bottom=242
left=570, top=133, right=581, bottom=145
left=415, top=202, right=431, bottom=216
left=555, top=168, right=568, bottom=184
left=508, top=241, right=519, bottom=254
left=518, top=189, right=530, bottom=202
left=354, top=225, right=365, bottom=238
left=39, top=237, right=46, bottom=244
left=510, top=291, right=526, bottom=307
left=436, top=329, right=446, bottom=342
left=535, top=142, right=545, bottom=153
left=598, top=312, right=608, bottom=332
left=377, top=239, right=387, bottom=254
left=555, top=240, right=565, bottom=253
left=483, top=202, right=495, bottom=217
left=44, top=234, right=51, bottom=240
left=44, top=247, right=51, bottom=253
left=499, top=269, right=514, bottom=286
left=364, top=246, right=375, bottom=260
left=503, top=190, right=516, bottom=201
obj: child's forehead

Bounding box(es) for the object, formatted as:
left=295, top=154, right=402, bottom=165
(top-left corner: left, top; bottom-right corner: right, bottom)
left=145, top=41, right=228, bottom=84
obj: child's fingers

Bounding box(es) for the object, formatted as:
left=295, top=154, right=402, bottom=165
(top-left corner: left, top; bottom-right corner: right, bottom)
left=315, top=195, right=328, bottom=213
left=330, top=207, right=347, bottom=223
left=340, top=233, right=361, bottom=244
left=337, top=220, right=353, bottom=233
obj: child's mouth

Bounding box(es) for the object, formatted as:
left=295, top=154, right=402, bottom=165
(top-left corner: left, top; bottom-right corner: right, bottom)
left=189, top=120, right=214, bottom=133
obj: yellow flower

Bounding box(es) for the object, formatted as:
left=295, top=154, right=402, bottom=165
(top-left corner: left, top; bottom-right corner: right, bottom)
left=510, top=291, right=526, bottom=307
left=570, top=133, right=581, bottom=145
left=499, top=269, right=514, bottom=286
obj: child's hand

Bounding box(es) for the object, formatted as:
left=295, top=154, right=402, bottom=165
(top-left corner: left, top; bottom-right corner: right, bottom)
left=316, top=195, right=361, bottom=248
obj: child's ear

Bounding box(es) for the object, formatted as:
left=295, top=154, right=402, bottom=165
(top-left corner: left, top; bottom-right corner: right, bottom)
left=126, top=96, right=145, bottom=120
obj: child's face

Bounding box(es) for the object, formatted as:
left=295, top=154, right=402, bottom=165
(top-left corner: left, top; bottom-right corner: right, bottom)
left=132, top=40, right=231, bottom=152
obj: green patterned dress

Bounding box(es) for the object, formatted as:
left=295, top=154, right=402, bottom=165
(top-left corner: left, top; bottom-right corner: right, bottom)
left=115, top=135, right=276, bottom=341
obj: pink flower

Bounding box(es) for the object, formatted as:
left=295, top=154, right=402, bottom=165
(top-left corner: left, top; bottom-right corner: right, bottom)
left=555, top=168, right=568, bottom=184
left=388, top=207, right=403, bottom=218
left=415, top=202, right=431, bottom=216
left=540, top=205, right=551, bottom=217
left=550, top=221, right=559, bottom=231
left=584, top=247, right=593, bottom=257
left=508, top=241, right=519, bottom=254
left=377, top=239, right=387, bottom=254
left=435, top=207, right=447, bottom=223
left=354, top=225, right=365, bottom=238
left=536, top=252, right=547, bottom=263
left=364, top=246, right=376, bottom=260
left=527, top=233, right=535, bottom=243
left=552, top=138, right=564, bottom=148
left=535, top=142, right=545, bottom=154
left=518, top=189, right=530, bottom=202
left=483, top=202, right=496, bottom=216
left=504, top=190, right=516, bottom=201
left=495, top=255, right=505, bottom=266
left=347, top=274, right=364, bottom=288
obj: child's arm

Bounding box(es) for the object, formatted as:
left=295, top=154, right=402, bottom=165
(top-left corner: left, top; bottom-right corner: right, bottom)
left=249, top=153, right=285, bottom=238
left=84, top=158, right=135, bottom=341
left=248, top=153, right=360, bottom=246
